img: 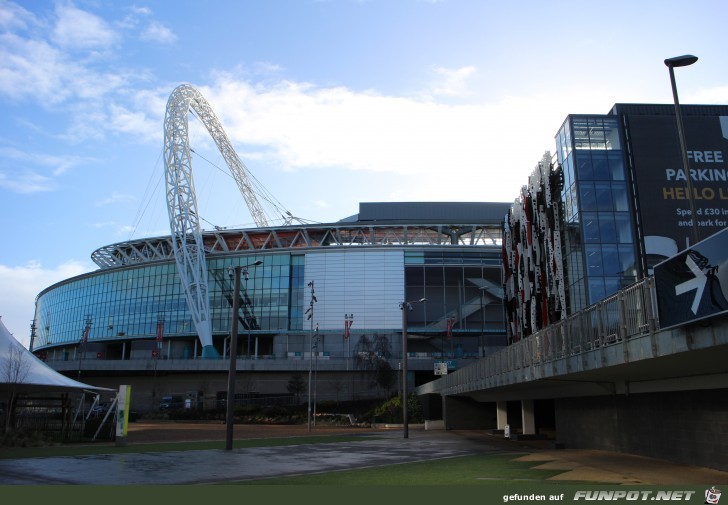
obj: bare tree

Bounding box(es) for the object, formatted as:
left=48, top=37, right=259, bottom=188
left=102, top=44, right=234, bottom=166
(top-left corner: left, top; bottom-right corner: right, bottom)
left=286, top=374, right=306, bottom=403
left=2, top=343, right=30, bottom=433
left=353, top=334, right=395, bottom=397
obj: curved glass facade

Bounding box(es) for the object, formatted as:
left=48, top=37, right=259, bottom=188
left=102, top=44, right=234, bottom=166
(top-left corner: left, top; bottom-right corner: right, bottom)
left=34, top=246, right=505, bottom=361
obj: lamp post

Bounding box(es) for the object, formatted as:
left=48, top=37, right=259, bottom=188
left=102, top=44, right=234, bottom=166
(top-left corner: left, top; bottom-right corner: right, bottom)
left=225, top=259, right=262, bottom=451
left=306, top=281, right=317, bottom=432
left=344, top=314, right=353, bottom=371
left=77, top=316, right=92, bottom=381
left=399, top=297, right=426, bottom=439
left=665, top=54, right=699, bottom=245
left=152, top=315, right=164, bottom=404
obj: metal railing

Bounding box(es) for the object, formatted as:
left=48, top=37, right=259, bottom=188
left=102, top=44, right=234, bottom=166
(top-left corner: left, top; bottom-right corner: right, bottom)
left=433, top=276, right=659, bottom=394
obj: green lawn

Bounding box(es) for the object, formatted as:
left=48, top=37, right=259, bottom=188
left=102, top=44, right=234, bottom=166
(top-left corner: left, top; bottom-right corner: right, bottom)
left=0, top=435, right=373, bottom=460
left=233, top=453, right=574, bottom=485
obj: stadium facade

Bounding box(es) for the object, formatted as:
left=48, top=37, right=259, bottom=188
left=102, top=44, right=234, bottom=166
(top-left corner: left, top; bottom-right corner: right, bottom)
left=31, top=202, right=510, bottom=411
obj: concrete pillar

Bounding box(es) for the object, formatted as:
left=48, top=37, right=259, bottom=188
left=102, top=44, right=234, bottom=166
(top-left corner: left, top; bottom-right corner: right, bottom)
left=521, top=399, right=536, bottom=435
left=496, top=401, right=508, bottom=430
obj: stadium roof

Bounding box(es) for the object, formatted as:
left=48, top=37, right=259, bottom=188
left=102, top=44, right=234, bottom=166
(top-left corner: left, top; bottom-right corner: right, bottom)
left=342, top=202, right=512, bottom=224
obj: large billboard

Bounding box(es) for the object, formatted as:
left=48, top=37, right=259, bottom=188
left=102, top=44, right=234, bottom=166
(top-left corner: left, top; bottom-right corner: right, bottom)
left=628, top=114, right=728, bottom=263
left=654, top=227, right=728, bottom=329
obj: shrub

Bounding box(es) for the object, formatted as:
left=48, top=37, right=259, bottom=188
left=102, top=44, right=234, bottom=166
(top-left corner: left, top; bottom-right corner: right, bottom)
left=0, top=429, right=54, bottom=448
left=370, top=394, right=423, bottom=423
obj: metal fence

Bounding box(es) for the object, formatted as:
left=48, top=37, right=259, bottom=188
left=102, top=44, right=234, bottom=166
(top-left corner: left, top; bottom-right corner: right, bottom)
left=435, top=277, right=659, bottom=393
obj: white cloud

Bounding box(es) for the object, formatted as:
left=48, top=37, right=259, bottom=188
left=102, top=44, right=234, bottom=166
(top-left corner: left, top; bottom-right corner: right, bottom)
left=0, top=3, right=146, bottom=142
left=0, top=260, right=92, bottom=347
left=51, top=3, right=118, bottom=51
left=0, top=32, right=73, bottom=104
left=88, top=221, right=117, bottom=228
left=0, top=0, right=34, bottom=30
left=199, top=75, right=606, bottom=203
left=428, top=65, right=477, bottom=97
left=688, top=85, right=728, bottom=104
left=95, top=192, right=136, bottom=206
left=130, top=6, right=152, bottom=16
left=107, top=103, right=159, bottom=140
left=147, top=69, right=565, bottom=224
left=140, top=21, right=176, bottom=44
left=0, top=170, right=53, bottom=193
left=0, top=147, right=93, bottom=177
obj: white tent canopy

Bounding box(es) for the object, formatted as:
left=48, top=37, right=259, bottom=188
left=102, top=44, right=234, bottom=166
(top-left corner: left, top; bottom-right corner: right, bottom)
left=0, top=316, right=111, bottom=393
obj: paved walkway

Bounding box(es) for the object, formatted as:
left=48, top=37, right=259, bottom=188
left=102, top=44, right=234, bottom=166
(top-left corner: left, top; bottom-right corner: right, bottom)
left=1, top=428, right=726, bottom=485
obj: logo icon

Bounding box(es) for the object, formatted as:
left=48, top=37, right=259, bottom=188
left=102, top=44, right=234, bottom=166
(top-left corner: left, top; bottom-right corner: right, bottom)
left=706, top=487, right=722, bottom=504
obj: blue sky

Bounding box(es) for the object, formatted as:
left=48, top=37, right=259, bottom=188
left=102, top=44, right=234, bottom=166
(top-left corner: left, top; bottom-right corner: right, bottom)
left=2, top=0, right=728, bottom=344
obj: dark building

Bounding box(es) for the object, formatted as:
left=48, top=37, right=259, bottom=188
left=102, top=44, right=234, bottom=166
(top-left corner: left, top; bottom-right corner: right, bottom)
left=503, top=104, right=728, bottom=340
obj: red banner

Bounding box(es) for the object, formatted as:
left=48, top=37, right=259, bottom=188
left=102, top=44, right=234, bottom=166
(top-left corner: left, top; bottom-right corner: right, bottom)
left=156, top=321, right=165, bottom=342
left=343, top=318, right=353, bottom=340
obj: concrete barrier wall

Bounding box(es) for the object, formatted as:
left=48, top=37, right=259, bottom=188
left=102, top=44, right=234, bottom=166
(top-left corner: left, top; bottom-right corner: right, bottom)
left=444, top=396, right=496, bottom=430
left=555, top=389, right=728, bottom=472
left=425, top=419, right=445, bottom=430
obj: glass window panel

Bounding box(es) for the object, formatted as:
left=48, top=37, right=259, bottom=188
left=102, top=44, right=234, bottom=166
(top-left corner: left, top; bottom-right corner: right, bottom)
left=604, top=278, right=622, bottom=297
left=591, top=153, right=609, bottom=180
left=585, top=245, right=603, bottom=275
left=572, top=119, right=590, bottom=150
left=589, top=126, right=607, bottom=150
left=406, top=267, right=425, bottom=285
left=598, top=214, right=617, bottom=243
left=611, top=182, right=629, bottom=211
left=575, top=152, right=593, bottom=180
left=582, top=212, right=600, bottom=243
left=595, top=182, right=613, bottom=211
left=424, top=267, right=444, bottom=284
left=588, top=277, right=606, bottom=304
left=608, top=152, right=625, bottom=180
left=601, top=244, right=621, bottom=276
left=564, top=190, right=573, bottom=221
left=618, top=245, right=637, bottom=278
left=604, top=119, right=621, bottom=150
left=615, top=214, right=633, bottom=243
left=443, top=267, right=463, bottom=287
left=563, top=156, right=573, bottom=190
left=564, top=121, right=572, bottom=157
left=579, top=182, right=596, bottom=211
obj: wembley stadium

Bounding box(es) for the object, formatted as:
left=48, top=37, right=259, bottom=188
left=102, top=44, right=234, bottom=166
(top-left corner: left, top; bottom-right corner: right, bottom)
left=31, top=201, right=509, bottom=411
left=28, top=84, right=509, bottom=412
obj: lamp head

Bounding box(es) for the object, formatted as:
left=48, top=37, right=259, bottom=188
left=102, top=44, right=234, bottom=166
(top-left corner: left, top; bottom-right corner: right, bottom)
left=664, top=55, right=698, bottom=68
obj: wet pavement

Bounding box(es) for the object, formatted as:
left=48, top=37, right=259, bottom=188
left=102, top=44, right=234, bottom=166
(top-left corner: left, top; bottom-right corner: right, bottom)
left=1, top=428, right=727, bottom=485
left=0, top=430, right=493, bottom=485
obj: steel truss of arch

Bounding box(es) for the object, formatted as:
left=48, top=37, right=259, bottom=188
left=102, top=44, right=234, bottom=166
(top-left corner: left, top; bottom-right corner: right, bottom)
left=163, top=84, right=269, bottom=356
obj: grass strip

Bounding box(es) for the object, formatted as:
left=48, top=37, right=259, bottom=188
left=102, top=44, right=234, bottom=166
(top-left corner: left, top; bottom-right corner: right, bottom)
left=233, top=453, right=574, bottom=485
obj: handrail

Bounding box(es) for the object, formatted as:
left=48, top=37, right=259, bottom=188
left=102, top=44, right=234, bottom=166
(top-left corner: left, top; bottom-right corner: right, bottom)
left=429, top=276, right=659, bottom=395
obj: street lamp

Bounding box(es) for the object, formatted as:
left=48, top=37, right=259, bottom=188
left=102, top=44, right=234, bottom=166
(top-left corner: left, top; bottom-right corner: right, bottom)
left=77, top=316, right=92, bottom=381
left=306, top=281, right=317, bottom=432
left=399, top=297, right=426, bottom=439
left=225, top=259, right=262, bottom=451
left=665, top=54, right=699, bottom=245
